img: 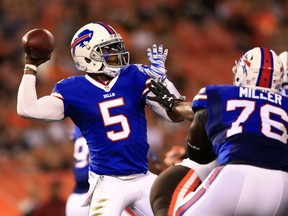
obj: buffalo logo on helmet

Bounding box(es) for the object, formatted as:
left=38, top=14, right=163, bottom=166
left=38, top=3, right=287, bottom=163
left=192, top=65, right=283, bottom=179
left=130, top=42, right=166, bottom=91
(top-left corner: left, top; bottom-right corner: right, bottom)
left=71, top=29, right=94, bottom=56
left=240, top=55, right=249, bottom=76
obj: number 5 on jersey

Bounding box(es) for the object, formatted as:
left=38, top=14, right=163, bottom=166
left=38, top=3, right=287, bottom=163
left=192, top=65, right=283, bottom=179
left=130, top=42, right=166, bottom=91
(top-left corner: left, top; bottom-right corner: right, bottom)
left=99, top=98, right=131, bottom=141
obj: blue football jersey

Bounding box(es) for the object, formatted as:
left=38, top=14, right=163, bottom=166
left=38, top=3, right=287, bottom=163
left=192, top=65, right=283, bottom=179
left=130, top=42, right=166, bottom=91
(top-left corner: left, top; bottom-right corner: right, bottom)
left=53, top=65, right=152, bottom=175
left=71, top=126, right=89, bottom=193
left=72, top=125, right=84, bottom=141
left=192, top=85, right=288, bottom=171
left=281, top=87, right=288, bottom=97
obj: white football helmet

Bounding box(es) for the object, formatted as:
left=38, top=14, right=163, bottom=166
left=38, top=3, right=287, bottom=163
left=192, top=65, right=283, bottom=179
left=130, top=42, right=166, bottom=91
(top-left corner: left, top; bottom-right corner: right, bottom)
left=70, top=22, right=130, bottom=77
left=232, top=47, right=284, bottom=93
left=278, top=51, right=288, bottom=86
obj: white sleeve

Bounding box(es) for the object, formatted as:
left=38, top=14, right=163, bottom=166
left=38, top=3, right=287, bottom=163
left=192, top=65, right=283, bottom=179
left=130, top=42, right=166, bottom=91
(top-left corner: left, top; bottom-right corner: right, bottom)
left=17, top=74, right=65, bottom=121
left=145, top=78, right=183, bottom=122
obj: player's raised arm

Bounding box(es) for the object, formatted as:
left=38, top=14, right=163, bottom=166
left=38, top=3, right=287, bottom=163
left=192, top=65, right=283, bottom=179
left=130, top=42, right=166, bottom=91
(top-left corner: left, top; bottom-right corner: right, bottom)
left=137, top=44, right=192, bottom=122
left=17, top=29, right=64, bottom=121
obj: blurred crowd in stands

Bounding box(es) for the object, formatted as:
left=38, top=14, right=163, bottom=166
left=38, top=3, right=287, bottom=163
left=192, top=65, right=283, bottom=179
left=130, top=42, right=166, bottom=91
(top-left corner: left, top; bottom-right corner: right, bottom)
left=0, top=0, right=288, bottom=215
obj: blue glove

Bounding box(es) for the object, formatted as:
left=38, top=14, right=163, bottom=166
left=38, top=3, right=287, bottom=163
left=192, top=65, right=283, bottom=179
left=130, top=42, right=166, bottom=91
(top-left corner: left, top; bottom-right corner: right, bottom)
left=137, top=44, right=168, bottom=81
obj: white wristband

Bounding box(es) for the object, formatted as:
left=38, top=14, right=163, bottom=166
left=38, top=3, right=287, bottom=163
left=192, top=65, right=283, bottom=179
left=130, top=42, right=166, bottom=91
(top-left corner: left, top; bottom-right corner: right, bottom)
left=24, top=64, right=37, bottom=72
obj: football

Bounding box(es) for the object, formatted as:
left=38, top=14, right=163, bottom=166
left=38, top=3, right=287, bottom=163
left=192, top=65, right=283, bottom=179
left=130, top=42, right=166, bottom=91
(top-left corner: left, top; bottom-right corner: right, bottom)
left=22, top=28, right=55, bottom=59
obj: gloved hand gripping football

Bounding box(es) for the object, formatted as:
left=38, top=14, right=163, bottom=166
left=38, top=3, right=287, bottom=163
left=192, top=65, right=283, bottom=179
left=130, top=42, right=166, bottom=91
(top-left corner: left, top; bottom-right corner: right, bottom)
left=146, top=80, right=184, bottom=111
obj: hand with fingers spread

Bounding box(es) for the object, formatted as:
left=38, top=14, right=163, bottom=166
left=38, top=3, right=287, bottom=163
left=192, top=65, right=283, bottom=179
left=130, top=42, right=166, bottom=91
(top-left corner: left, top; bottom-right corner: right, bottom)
left=147, top=44, right=168, bottom=79
left=136, top=44, right=168, bottom=81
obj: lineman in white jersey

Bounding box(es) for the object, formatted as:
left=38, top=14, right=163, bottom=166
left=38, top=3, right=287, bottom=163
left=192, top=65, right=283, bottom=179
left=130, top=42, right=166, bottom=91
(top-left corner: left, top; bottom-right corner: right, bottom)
left=17, top=22, right=185, bottom=216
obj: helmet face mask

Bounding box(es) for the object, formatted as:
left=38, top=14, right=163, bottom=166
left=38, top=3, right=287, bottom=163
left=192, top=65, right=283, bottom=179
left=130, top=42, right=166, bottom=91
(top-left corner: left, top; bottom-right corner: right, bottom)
left=71, top=22, right=130, bottom=77
left=278, top=51, right=288, bottom=86
left=232, top=47, right=284, bottom=93
left=92, top=41, right=129, bottom=68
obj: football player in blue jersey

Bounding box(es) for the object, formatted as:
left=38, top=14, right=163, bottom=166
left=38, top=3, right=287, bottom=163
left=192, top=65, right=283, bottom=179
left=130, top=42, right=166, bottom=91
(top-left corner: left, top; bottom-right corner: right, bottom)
left=279, top=51, right=288, bottom=96
left=147, top=47, right=288, bottom=216
left=65, top=126, right=90, bottom=216
left=17, top=22, right=185, bottom=216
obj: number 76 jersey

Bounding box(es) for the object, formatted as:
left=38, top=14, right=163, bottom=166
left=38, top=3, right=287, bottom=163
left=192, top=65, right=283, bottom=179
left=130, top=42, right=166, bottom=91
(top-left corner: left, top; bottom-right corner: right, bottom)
left=192, top=85, right=288, bottom=172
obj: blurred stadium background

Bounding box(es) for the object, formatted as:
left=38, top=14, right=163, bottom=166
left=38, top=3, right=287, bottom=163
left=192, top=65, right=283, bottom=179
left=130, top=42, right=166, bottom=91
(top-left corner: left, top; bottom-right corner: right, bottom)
left=1, top=0, right=288, bottom=215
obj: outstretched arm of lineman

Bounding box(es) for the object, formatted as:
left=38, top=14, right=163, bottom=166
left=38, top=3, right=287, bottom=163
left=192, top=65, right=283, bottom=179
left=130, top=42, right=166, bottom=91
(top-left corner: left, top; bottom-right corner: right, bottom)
left=146, top=80, right=194, bottom=121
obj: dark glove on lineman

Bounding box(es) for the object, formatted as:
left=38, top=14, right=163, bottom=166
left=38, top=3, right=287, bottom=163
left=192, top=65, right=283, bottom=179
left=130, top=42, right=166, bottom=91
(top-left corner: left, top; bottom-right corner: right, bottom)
left=146, top=80, right=178, bottom=111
